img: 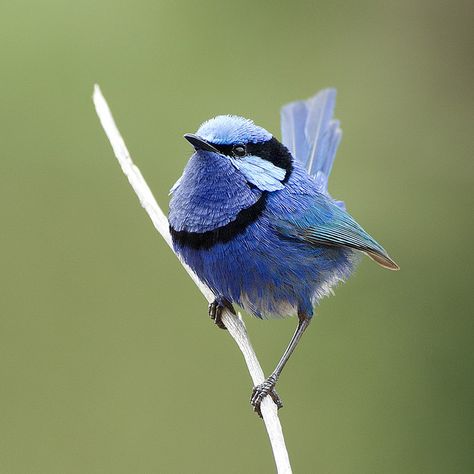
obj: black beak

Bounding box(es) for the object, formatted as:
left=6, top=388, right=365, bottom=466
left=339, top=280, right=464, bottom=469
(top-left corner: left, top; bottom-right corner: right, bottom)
left=184, top=134, right=219, bottom=153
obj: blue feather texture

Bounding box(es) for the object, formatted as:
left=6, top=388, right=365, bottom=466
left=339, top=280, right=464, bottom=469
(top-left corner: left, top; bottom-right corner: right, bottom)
left=169, top=89, right=398, bottom=320
left=229, top=154, right=286, bottom=191
left=281, top=88, right=342, bottom=197
left=172, top=161, right=358, bottom=319
left=169, top=151, right=262, bottom=233
left=197, top=115, right=272, bottom=145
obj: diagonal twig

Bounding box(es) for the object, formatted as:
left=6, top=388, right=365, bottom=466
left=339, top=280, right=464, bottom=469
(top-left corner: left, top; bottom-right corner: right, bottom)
left=92, top=85, right=292, bottom=473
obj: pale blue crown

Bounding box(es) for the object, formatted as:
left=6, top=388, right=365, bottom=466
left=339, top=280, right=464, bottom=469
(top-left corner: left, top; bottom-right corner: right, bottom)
left=196, top=115, right=272, bottom=145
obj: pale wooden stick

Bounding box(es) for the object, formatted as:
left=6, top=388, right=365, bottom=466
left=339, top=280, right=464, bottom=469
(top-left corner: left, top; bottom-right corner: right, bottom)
left=92, top=85, right=292, bottom=473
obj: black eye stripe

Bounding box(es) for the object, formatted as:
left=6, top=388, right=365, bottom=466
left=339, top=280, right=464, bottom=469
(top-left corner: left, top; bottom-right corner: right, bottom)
left=209, top=138, right=293, bottom=182
left=211, top=144, right=234, bottom=156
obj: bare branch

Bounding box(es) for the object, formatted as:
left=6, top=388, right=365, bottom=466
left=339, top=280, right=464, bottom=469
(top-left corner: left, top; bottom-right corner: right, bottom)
left=92, top=85, right=292, bottom=473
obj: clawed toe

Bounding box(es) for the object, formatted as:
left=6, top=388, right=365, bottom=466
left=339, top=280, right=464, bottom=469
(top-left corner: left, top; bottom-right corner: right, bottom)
left=250, top=376, right=283, bottom=417
left=208, top=300, right=225, bottom=329
left=208, top=297, right=235, bottom=330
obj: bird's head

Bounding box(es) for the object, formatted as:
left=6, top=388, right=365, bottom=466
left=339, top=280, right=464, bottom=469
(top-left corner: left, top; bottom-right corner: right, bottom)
left=182, top=115, right=293, bottom=192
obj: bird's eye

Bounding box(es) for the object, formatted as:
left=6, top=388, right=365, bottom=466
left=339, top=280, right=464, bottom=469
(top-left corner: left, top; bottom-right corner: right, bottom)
left=232, top=144, right=246, bottom=157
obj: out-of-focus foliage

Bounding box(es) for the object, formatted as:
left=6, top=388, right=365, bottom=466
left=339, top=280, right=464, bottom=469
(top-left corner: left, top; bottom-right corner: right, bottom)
left=0, top=1, right=472, bottom=472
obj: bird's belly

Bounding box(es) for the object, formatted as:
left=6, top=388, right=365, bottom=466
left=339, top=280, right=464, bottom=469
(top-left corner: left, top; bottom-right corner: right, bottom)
left=173, top=219, right=357, bottom=319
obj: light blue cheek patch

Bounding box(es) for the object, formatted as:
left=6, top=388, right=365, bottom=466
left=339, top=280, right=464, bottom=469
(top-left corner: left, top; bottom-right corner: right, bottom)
left=230, top=155, right=286, bottom=192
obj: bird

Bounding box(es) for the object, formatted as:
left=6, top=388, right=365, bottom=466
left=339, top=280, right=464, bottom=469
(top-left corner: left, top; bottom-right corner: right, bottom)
left=168, top=88, right=399, bottom=416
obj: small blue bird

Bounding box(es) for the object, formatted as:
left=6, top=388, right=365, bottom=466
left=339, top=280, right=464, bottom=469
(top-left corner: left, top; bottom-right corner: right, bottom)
left=169, top=89, right=398, bottom=416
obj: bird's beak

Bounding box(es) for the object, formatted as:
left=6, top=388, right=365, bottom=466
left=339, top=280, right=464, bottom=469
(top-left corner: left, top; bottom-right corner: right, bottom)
left=184, top=134, right=220, bottom=153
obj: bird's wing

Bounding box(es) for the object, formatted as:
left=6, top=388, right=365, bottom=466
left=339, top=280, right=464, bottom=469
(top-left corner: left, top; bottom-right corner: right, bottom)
left=277, top=199, right=399, bottom=270
left=280, top=88, right=342, bottom=197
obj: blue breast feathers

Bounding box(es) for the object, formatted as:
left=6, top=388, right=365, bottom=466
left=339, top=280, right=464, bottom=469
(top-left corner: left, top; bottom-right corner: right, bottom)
left=168, top=150, right=262, bottom=233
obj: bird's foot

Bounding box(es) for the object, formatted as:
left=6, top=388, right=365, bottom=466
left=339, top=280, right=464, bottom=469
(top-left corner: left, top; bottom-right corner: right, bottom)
left=250, top=374, right=283, bottom=417
left=208, top=296, right=235, bottom=330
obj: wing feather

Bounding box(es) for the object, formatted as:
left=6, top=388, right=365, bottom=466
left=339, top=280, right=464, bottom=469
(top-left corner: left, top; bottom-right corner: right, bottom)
left=278, top=200, right=399, bottom=270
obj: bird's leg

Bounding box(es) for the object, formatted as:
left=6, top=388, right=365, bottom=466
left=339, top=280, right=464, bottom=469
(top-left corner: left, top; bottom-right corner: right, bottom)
left=251, top=311, right=311, bottom=417
left=208, top=296, right=236, bottom=330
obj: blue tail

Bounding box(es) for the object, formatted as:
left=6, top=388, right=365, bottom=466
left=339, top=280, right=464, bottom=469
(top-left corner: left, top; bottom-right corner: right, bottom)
left=280, top=89, right=342, bottom=198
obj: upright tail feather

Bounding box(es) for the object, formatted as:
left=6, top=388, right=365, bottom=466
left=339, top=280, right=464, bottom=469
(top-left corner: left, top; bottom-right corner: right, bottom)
left=280, top=88, right=342, bottom=197
left=280, top=100, right=309, bottom=169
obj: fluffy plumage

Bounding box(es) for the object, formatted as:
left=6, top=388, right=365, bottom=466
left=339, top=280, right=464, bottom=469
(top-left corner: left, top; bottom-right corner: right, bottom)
left=197, top=115, right=272, bottom=145
left=169, top=88, right=398, bottom=320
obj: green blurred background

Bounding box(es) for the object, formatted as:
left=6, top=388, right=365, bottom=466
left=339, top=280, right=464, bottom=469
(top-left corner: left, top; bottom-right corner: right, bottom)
left=1, top=0, right=472, bottom=472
